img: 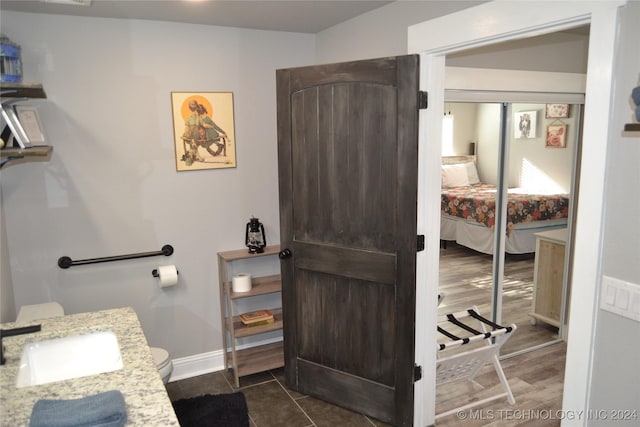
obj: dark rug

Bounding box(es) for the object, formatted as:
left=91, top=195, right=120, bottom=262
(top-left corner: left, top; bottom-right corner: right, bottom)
left=172, top=392, right=249, bottom=427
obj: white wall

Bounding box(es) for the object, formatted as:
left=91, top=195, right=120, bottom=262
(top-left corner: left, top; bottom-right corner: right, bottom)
left=589, top=0, right=640, bottom=418
left=509, top=103, right=576, bottom=193
left=453, top=102, right=576, bottom=193
left=475, top=103, right=502, bottom=184
left=0, top=11, right=314, bottom=359
left=315, top=1, right=482, bottom=64
left=0, top=186, right=16, bottom=323
left=446, top=103, right=477, bottom=156
left=447, top=30, right=589, bottom=73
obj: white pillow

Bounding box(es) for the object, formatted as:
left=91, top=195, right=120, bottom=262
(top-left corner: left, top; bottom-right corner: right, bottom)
left=464, top=162, right=480, bottom=185
left=441, top=164, right=469, bottom=187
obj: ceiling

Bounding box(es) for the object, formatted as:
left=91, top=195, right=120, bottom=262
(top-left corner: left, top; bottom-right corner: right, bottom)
left=0, top=0, right=395, bottom=33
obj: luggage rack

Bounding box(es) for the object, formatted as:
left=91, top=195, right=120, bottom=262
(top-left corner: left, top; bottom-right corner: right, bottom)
left=435, top=306, right=517, bottom=420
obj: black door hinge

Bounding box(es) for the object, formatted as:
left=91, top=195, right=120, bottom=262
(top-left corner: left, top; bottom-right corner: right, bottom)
left=414, top=364, right=422, bottom=382
left=418, top=91, right=428, bottom=110
left=417, top=235, right=425, bottom=252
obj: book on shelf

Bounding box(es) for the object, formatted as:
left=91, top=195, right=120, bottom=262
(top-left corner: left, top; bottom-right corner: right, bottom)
left=240, top=309, right=274, bottom=325
left=244, top=318, right=276, bottom=327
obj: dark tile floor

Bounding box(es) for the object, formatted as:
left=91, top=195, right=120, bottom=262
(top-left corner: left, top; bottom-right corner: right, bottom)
left=165, top=368, right=392, bottom=427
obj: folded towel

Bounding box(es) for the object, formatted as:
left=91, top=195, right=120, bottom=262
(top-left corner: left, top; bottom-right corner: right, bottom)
left=29, top=390, right=127, bottom=427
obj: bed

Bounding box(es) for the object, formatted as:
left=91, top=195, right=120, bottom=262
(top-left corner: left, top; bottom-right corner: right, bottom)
left=440, top=156, right=569, bottom=254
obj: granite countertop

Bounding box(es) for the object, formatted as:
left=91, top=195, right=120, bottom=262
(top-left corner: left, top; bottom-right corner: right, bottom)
left=0, top=307, right=179, bottom=426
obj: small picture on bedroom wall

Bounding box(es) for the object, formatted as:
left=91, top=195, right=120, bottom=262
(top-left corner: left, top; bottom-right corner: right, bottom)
left=546, top=124, right=567, bottom=148
left=545, top=103, right=570, bottom=119
left=171, top=92, right=236, bottom=171
left=514, top=111, right=538, bottom=139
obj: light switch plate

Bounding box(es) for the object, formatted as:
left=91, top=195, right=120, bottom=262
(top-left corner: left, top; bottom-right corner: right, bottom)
left=601, top=276, right=640, bottom=322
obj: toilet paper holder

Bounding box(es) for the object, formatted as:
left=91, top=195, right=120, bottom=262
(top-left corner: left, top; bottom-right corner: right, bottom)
left=152, top=267, right=179, bottom=278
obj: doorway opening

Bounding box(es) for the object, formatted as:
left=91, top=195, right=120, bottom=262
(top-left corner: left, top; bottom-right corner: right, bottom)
left=411, top=3, right=621, bottom=425
left=411, top=16, right=602, bottom=424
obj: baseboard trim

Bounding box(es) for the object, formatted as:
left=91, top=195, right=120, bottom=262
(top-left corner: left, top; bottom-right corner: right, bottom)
left=168, top=337, right=283, bottom=382
left=169, top=349, right=224, bottom=382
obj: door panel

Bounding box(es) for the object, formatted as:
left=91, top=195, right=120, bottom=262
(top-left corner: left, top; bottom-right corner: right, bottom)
left=277, top=55, right=419, bottom=426
left=295, top=241, right=396, bottom=283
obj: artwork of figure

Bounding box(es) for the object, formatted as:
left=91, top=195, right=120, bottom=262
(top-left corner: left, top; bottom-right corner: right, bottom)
left=514, top=111, right=538, bottom=139
left=171, top=92, right=236, bottom=171
left=519, top=113, right=531, bottom=138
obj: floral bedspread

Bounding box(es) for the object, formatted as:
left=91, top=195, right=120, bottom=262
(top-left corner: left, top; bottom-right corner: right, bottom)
left=441, top=184, right=570, bottom=233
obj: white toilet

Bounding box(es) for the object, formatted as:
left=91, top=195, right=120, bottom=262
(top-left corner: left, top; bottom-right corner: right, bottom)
left=151, top=346, right=173, bottom=384
left=16, top=302, right=173, bottom=384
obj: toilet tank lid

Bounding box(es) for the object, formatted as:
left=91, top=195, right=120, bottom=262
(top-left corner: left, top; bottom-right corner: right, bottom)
left=150, top=347, right=170, bottom=367
left=16, top=302, right=65, bottom=322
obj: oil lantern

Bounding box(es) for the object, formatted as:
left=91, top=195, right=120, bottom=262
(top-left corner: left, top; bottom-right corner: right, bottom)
left=245, top=217, right=266, bottom=254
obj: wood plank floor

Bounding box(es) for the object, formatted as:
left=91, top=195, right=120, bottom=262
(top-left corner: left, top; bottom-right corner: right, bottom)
left=435, top=342, right=566, bottom=426
left=437, top=243, right=566, bottom=426
left=439, top=242, right=560, bottom=355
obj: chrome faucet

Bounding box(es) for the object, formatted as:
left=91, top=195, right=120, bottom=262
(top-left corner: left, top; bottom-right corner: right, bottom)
left=0, top=324, right=41, bottom=365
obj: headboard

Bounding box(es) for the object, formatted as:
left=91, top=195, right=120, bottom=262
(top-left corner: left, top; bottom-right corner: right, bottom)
left=442, top=155, right=476, bottom=165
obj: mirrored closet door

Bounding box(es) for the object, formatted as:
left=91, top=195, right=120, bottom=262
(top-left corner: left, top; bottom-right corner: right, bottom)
left=438, top=96, right=582, bottom=356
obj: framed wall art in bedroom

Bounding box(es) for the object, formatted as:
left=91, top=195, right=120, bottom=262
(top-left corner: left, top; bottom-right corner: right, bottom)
left=546, top=124, right=567, bottom=148
left=514, top=110, right=538, bottom=139
left=545, top=103, right=570, bottom=119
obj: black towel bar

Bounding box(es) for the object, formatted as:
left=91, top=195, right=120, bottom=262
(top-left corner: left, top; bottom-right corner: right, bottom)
left=58, top=244, right=174, bottom=269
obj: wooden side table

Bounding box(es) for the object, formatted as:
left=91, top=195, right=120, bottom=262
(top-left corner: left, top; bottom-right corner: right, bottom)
left=529, top=228, right=568, bottom=328
left=217, top=245, right=283, bottom=387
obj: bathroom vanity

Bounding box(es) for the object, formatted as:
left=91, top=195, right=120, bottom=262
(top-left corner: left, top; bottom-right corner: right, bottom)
left=0, top=307, right=179, bottom=426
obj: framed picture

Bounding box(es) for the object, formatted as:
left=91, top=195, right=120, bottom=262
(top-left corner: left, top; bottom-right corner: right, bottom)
left=546, top=124, right=567, bottom=148
left=545, top=103, right=570, bottom=118
left=1, top=104, right=31, bottom=148
left=514, top=111, right=538, bottom=139
left=15, top=106, right=46, bottom=145
left=171, top=92, right=236, bottom=171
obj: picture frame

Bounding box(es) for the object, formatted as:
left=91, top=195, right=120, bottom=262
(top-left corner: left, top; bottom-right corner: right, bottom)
left=546, top=124, right=567, bottom=148
left=514, top=110, right=538, bottom=139
left=15, top=105, right=46, bottom=145
left=171, top=92, right=236, bottom=171
left=545, top=103, right=570, bottom=119
left=1, top=104, right=31, bottom=148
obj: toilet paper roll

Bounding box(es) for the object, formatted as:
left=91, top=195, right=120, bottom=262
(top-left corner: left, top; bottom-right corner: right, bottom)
left=157, top=265, right=179, bottom=288
left=232, top=273, right=252, bottom=293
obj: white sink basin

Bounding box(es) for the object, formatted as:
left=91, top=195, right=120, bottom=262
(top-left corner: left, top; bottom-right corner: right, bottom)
left=16, top=330, right=123, bottom=388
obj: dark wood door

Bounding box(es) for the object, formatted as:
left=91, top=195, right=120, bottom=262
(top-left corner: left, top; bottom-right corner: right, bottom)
left=276, top=55, right=420, bottom=426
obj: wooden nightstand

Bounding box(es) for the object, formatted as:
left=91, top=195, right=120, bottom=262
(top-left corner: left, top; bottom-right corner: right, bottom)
left=529, top=228, right=568, bottom=328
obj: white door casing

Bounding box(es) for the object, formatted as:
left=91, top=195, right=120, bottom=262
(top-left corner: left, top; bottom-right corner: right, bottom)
left=408, top=1, right=624, bottom=426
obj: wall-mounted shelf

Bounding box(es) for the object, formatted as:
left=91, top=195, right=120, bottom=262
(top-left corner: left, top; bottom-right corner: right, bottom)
left=0, top=83, right=46, bottom=99
left=0, top=146, right=52, bottom=168
left=624, top=123, right=640, bottom=132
